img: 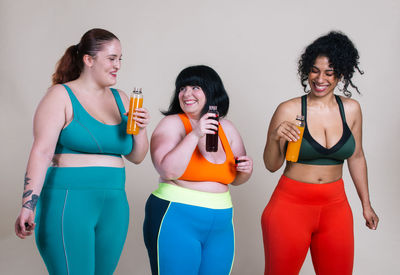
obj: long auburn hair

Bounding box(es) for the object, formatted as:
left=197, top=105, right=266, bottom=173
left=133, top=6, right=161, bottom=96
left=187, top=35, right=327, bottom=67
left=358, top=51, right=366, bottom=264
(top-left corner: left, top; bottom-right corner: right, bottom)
left=52, top=28, right=119, bottom=85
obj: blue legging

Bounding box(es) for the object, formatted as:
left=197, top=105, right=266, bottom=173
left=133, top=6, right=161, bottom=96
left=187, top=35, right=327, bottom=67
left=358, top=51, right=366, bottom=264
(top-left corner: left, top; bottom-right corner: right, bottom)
left=35, top=167, right=129, bottom=275
left=143, top=183, right=235, bottom=275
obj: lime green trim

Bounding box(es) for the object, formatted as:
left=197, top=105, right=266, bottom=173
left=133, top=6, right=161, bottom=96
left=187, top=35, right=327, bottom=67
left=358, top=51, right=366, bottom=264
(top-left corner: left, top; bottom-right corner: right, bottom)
left=152, top=183, right=232, bottom=209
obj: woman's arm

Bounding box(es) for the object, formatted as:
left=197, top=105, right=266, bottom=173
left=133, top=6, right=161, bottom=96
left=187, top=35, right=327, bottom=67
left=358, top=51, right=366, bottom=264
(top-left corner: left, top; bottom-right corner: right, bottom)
left=151, top=113, right=217, bottom=180
left=263, top=100, right=301, bottom=172
left=346, top=99, right=379, bottom=230
left=123, top=109, right=150, bottom=164
left=220, top=119, right=253, bottom=186
left=118, top=90, right=150, bottom=164
left=15, top=85, right=68, bottom=238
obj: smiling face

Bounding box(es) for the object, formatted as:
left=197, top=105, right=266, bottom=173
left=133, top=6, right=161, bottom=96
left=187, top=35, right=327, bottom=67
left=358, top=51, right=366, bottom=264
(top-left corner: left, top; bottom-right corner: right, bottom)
left=87, top=39, right=122, bottom=87
left=178, top=85, right=206, bottom=119
left=308, top=56, right=340, bottom=97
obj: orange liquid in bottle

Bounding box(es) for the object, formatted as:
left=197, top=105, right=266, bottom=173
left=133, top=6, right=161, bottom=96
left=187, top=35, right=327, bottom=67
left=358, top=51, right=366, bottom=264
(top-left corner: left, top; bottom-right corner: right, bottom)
left=126, top=95, right=143, bottom=135
left=285, top=125, right=305, bottom=162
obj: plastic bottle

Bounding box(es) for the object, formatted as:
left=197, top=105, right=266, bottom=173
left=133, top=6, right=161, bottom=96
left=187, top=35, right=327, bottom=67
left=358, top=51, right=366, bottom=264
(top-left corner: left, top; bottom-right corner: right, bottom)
left=206, top=105, right=219, bottom=152
left=285, top=115, right=305, bottom=162
left=126, top=88, right=143, bottom=135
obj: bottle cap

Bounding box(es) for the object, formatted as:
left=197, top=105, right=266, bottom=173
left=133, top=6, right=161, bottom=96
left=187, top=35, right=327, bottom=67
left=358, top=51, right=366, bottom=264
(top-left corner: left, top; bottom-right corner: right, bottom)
left=132, top=88, right=142, bottom=94
left=131, top=88, right=143, bottom=97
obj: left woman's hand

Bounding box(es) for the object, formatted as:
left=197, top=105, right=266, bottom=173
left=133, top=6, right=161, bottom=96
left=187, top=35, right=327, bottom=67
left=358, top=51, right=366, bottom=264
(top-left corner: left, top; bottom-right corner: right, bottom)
left=124, top=108, right=150, bottom=129
left=15, top=207, right=36, bottom=239
left=235, top=156, right=253, bottom=175
left=363, top=205, right=379, bottom=230
left=133, top=108, right=150, bottom=129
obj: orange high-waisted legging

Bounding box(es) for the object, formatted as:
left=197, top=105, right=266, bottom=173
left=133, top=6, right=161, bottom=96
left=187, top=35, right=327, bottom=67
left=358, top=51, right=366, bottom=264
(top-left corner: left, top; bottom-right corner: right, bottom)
left=261, top=175, right=354, bottom=275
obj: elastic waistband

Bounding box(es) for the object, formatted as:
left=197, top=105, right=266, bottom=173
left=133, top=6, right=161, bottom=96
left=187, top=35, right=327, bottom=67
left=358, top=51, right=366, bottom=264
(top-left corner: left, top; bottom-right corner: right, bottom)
left=152, top=183, right=232, bottom=209
left=43, top=167, right=125, bottom=190
left=275, top=175, right=346, bottom=205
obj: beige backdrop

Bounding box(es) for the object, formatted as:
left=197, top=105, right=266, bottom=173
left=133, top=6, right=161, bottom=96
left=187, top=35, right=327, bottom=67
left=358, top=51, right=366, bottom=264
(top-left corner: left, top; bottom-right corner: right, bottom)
left=1, top=0, right=399, bottom=274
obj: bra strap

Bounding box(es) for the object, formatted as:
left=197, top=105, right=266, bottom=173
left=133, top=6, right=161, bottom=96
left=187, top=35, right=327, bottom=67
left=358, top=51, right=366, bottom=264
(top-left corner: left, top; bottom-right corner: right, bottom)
left=335, top=95, right=347, bottom=123
left=61, top=84, right=81, bottom=120
left=178, top=113, right=192, bottom=134
left=218, top=124, right=234, bottom=159
left=301, top=95, right=307, bottom=119
left=110, top=88, right=126, bottom=115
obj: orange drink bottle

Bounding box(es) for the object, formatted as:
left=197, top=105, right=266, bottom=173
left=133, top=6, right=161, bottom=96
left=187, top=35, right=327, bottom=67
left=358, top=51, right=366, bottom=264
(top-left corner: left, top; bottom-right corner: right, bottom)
left=126, top=88, right=143, bottom=135
left=285, top=115, right=305, bottom=162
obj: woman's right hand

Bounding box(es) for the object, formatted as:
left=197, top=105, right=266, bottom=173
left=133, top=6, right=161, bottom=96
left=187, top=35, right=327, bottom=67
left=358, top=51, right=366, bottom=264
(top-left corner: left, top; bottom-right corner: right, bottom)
left=15, top=208, right=36, bottom=239
left=192, top=112, right=219, bottom=139
left=271, top=121, right=301, bottom=142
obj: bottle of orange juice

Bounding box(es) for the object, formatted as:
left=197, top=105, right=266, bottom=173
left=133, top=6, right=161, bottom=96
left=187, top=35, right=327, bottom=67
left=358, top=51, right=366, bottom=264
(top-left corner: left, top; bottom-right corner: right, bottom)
left=285, top=115, right=305, bottom=162
left=126, top=88, right=143, bottom=135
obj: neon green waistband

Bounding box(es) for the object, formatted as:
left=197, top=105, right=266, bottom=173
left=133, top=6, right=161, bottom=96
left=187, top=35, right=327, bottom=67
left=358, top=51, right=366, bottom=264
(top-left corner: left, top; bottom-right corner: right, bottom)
left=152, top=183, right=232, bottom=209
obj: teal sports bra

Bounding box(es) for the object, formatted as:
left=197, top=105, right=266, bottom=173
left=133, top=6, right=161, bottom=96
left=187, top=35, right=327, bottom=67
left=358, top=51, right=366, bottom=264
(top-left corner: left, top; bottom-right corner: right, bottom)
left=54, top=84, right=133, bottom=157
left=296, top=95, right=355, bottom=165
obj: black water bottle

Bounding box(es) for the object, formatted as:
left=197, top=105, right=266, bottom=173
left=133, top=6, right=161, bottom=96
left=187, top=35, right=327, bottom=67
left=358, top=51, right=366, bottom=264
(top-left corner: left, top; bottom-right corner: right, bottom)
left=206, top=105, right=219, bottom=152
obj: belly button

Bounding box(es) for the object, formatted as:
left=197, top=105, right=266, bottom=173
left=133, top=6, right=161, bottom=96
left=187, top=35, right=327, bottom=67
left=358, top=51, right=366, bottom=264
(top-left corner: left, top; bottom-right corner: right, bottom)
left=318, top=178, right=323, bottom=183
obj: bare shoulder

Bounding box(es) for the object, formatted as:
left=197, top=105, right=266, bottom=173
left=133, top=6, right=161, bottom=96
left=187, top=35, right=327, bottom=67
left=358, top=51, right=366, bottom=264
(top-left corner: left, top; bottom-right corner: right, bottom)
left=46, top=84, right=68, bottom=97
left=153, top=114, right=185, bottom=135
left=339, top=96, right=362, bottom=115
left=33, top=84, right=69, bottom=126
left=41, top=84, right=70, bottom=105
left=158, top=114, right=183, bottom=126
left=219, top=118, right=239, bottom=134
left=151, top=114, right=186, bottom=150
left=220, top=118, right=241, bottom=142
left=274, top=96, right=302, bottom=120
left=219, top=117, right=234, bottom=129
left=339, top=96, right=362, bottom=129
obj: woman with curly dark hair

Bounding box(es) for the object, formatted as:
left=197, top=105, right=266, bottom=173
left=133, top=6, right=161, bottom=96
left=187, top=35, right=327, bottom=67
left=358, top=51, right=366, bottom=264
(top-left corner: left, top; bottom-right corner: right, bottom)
left=261, top=31, right=379, bottom=275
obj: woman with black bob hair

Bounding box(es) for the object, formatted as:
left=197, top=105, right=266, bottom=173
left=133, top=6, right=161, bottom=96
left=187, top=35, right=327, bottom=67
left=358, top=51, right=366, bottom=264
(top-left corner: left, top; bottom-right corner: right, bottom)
left=163, top=65, right=230, bottom=117
left=144, top=65, right=253, bottom=275
left=262, top=31, right=379, bottom=275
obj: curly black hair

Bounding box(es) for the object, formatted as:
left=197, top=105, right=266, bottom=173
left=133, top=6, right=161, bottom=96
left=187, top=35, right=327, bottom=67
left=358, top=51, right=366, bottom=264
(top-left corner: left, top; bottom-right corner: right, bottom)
left=298, top=31, right=364, bottom=97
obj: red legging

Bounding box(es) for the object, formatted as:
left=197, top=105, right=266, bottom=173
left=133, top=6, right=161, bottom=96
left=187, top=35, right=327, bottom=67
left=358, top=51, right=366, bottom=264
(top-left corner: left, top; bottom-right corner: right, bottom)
left=261, top=175, right=354, bottom=275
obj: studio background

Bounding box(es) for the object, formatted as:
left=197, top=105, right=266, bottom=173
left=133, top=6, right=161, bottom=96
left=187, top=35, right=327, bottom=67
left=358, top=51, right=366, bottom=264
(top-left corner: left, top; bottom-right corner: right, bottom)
left=1, top=0, right=399, bottom=274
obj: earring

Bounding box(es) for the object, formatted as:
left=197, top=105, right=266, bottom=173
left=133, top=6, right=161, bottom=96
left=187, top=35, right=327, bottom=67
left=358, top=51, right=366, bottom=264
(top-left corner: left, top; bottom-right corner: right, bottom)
left=305, top=83, right=311, bottom=93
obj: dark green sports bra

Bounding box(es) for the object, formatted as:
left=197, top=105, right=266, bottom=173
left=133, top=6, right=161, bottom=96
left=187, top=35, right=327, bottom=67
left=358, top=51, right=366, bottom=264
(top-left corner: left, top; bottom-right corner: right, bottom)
left=54, top=84, right=133, bottom=157
left=296, top=95, right=355, bottom=165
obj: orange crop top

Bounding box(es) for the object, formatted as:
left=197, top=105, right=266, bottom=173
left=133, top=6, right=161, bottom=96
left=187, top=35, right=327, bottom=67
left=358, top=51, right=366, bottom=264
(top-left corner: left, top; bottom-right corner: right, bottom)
left=177, top=113, right=237, bottom=185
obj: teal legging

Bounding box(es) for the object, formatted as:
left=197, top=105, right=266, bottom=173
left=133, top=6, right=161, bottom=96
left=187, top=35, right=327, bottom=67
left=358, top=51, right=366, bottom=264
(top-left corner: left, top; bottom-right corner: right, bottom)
left=35, top=167, right=129, bottom=275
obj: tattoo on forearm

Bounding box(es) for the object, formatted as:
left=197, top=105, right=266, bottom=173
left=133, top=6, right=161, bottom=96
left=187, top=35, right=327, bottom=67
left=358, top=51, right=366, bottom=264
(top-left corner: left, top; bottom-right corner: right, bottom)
left=24, top=172, right=31, bottom=190
left=23, top=194, right=39, bottom=211
left=23, top=190, right=33, bottom=198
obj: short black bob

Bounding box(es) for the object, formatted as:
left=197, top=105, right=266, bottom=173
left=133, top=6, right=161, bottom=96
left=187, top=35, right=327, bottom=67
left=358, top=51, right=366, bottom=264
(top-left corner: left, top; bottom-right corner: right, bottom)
left=298, top=31, right=364, bottom=97
left=162, top=65, right=230, bottom=117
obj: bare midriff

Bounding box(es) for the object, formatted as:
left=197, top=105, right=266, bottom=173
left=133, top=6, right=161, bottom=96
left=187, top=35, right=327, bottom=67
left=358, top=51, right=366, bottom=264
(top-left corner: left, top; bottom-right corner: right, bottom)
left=284, top=162, right=343, bottom=184
left=52, top=154, right=125, bottom=168
left=160, top=179, right=229, bottom=193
